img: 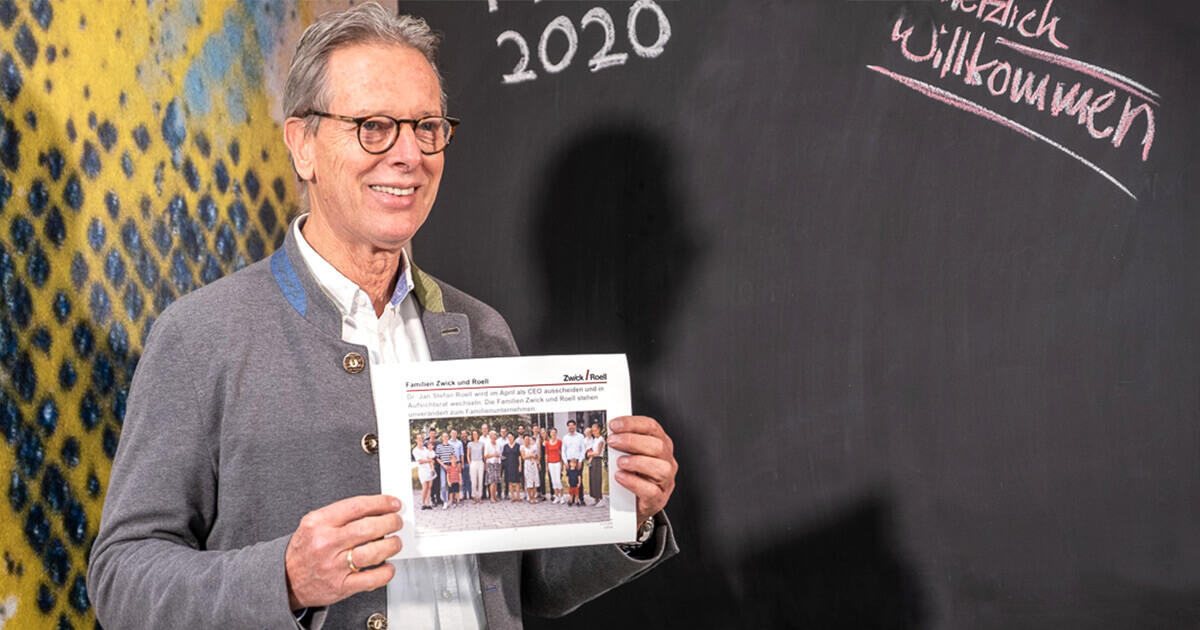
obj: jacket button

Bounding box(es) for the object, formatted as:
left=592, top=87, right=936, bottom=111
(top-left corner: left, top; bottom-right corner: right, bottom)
left=366, top=613, right=387, bottom=629
left=361, top=433, right=379, bottom=455
left=343, top=352, right=366, bottom=373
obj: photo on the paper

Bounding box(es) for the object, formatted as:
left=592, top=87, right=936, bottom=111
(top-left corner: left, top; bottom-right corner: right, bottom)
left=374, top=353, right=637, bottom=557
left=408, top=410, right=611, bottom=536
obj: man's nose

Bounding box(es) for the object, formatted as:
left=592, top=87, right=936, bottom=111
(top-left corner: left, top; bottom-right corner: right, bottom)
left=386, top=123, right=424, bottom=164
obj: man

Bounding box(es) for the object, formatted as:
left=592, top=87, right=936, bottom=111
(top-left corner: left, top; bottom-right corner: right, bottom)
left=446, top=429, right=464, bottom=502
left=457, top=428, right=472, bottom=500
left=88, top=4, right=677, bottom=629
left=562, top=419, right=588, bottom=487
left=499, top=424, right=511, bottom=500
left=436, top=432, right=455, bottom=507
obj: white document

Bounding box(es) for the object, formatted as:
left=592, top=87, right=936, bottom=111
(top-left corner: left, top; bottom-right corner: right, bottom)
left=373, top=354, right=637, bottom=558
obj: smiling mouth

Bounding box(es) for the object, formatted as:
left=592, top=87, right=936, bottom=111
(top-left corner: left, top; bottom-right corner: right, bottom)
left=370, top=185, right=416, bottom=197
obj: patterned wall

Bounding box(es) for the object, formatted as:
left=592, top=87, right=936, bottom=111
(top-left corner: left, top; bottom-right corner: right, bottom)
left=0, top=1, right=354, bottom=626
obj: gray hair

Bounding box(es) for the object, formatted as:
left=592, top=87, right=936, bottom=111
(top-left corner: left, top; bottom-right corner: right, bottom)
left=283, top=2, right=446, bottom=131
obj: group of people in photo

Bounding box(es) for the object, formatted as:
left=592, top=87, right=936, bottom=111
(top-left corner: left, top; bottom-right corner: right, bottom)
left=411, top=418, right=608, bottom=512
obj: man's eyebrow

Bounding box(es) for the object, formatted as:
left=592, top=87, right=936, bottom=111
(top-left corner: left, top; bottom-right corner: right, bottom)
left=350, top=108, right=442, bottom=119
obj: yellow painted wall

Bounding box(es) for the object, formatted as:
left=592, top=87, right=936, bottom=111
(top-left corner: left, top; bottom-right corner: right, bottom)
left=0, top=1, right=355, bottom=626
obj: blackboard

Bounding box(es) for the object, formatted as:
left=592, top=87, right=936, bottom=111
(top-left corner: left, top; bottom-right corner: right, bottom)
left=401, top=1, right=1200, bottom=626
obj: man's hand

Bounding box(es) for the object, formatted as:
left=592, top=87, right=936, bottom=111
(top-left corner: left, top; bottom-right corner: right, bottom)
left=608, top=416, right=677, bottom=527
left=285, top=495, right=404, bottom=610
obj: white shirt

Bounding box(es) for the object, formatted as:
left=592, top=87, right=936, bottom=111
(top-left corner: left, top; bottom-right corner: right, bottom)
left=293, top=216, right=430, bottom=365
left=294, top=217, right=485, bottom=630
left=561, top=431, right=588, bottom=462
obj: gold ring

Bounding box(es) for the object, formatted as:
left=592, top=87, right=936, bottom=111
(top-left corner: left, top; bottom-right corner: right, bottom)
left=346, top=548, right=359, bottom=573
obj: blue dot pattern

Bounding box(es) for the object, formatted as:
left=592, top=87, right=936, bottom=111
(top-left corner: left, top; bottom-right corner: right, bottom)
left=0, top=2, right=306, bottom=625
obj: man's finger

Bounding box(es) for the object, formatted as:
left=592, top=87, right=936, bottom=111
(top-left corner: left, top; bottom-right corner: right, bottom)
left=608, top=415, right=664, bottom=437
left=614, top=470, right=666, bottom=504
left=341, top=562, right=396, bottom=595
left=321, top=495, right=402, bottom=527
left=340, top=512, right=404, bottom=546
left=607, top=432, right=669, bottom=457
left=615, top=454, right=674, bottom=484
left=615, top=469, right=671, bottom=525
left=351, top=536, right=403, bottom=568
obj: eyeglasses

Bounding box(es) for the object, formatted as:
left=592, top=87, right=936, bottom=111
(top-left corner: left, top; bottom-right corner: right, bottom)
left=301, top=110, right=460, bottom=155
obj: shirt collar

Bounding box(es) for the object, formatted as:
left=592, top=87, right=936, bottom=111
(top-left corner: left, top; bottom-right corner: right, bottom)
left=292, top=214, right=415, bottom=317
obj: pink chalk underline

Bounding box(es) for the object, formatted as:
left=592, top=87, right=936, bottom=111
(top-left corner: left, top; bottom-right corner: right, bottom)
left=994, top=37, right=1160, bottom=106
left=866, top=65, right=1135, bottom=200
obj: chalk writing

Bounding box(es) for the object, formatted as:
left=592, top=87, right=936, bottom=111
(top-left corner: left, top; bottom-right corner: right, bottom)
left=539, top=15, right=579, bottom=74
left=939, top=0, right=1069, bottom=50
left=582, top=7, right=628, bottom=71
left=866, top=65, right=1135, bottom=198
left=497, top=30, right=538, bottom=84
left=872, top=3, right=1159, bottom=199
left=491, top=0, right=671, bottom=84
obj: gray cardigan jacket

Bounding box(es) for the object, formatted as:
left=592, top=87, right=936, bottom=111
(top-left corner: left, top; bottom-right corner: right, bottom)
left=89, top=226, right=677, bottom=629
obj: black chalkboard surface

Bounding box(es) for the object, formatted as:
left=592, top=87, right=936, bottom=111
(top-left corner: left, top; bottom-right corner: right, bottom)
left=401, top=1, right=1200, bottom=627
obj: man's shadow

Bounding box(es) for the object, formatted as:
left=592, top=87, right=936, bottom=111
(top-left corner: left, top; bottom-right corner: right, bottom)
left=522, top=125, right=926, bottom=628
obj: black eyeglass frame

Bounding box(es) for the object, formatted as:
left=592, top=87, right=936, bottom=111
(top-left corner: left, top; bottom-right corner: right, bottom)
left=300, top=110, right=460, bottom=155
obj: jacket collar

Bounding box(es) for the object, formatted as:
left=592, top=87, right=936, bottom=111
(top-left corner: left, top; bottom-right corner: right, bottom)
left=271, top=217, right=471, bottom=359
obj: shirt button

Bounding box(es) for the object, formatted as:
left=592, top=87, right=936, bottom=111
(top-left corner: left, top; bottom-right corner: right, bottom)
left=361, top=433, right=379, bottom=455
left=441, top=588, right=453, bottom=600
left=343, top=352, right=366, bottom=373
left=366, top=613, right=387, bottom=629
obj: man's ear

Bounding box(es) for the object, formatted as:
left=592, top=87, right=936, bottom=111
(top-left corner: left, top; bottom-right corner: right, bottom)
left=283, top=117, right=316, bottom=181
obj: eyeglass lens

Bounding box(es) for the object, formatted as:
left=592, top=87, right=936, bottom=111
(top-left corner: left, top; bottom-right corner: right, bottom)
left=358, top=117, right=452, bottom=154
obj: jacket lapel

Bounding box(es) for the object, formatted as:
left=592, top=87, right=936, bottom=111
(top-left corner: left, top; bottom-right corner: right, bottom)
left=421, top=310, right=471, bottom=360
left=411, top=261, right=472, bottom=360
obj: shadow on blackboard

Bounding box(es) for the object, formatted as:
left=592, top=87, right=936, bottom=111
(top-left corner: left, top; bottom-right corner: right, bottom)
left=523, top=126, right=926, bottom=628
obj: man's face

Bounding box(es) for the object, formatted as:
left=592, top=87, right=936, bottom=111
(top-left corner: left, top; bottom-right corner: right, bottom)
left=285, top=44, right=445, bottom=251
left=441, top=433, right=449, bottom=444
left=451, top=430, right=458, bottom=441
left=567, top=422, right=576, bottom=434
left=519, top=426, right=526, bottom=435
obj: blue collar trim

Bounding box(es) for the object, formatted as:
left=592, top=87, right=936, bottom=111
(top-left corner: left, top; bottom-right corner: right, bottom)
left=271, top=248, right=307, bottom=317
left=389, top=272, right=411, bottom=307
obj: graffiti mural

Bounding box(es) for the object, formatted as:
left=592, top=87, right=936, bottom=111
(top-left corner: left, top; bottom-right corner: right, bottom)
left=0, top=1, right=356, bottom=626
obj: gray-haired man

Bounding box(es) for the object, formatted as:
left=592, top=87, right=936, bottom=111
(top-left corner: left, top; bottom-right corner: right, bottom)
left=89, top=4, right=677, bottom=629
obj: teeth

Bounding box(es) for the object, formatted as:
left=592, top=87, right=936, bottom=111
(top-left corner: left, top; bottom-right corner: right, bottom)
left=370, top=185, right=415, bottom=196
